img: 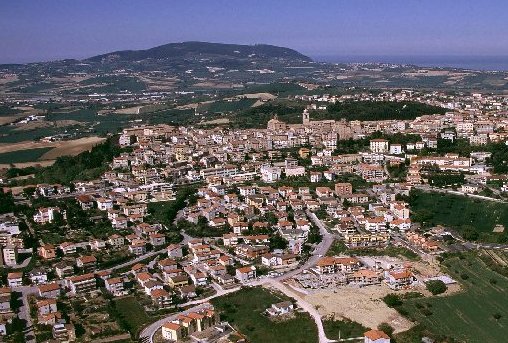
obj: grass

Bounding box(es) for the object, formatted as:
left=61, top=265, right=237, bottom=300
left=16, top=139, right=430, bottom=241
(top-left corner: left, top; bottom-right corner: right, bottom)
left=397, top=253, right=508, bottom=342
left=211, top=286, right=318, bottom=343
left=322, top=317, right=367, bottom=340
left=327, top=241, right=419, bottom=260
left=0, top=147, right=53, bottom=164
left=111, top=297, right=150, bottom=337
left=410, top=190, right=508, bottom=241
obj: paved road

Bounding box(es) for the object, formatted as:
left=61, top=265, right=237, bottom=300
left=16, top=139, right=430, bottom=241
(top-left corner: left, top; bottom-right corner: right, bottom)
left=15, top=285, right=38, bottom=343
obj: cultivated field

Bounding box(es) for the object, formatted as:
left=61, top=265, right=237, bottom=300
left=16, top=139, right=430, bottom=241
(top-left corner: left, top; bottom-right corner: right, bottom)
left=0, top=136, right=105, bottom=168
left=400, top=253, right=508, bottom=342
left=410, top=190, right=508, bottom=241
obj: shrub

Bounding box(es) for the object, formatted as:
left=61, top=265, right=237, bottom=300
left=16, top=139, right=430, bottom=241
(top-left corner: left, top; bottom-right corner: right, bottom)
left=425, top=280, right=447, bottom=295
left=383, top=294, right=402, bottom=307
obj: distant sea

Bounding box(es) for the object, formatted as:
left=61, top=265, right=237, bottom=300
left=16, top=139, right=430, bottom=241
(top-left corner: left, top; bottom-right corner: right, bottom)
left=313, top=55, right=508, bottom=72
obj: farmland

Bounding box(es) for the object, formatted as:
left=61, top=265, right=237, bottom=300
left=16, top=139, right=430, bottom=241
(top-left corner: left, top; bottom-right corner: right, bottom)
left=211, top=286, right=318, bottom=343
left=409, top=190, right=508, bottom=241
left=0, top=147, right=53, bottom=164
left=397, top=253, right=508, bottom=342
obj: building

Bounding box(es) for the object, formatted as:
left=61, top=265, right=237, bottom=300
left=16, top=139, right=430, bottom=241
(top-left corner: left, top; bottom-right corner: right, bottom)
left=2, top=246, right=17, bottom=266
left=7, top=272, right=22, bottom=287
left=67, top=273, right=96, bottom=295
left=235, top=266, right=257, bottom=283
left=370, top=139, right=389, bottom=153
left=364, top=329, right=390, bottom=343
left=162, top=322, right=183, bottom=341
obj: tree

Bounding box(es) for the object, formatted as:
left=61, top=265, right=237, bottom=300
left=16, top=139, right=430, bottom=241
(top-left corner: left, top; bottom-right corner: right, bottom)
left=377, top=323, right=394, bottom=337
left=383, top=294, right=402, bottom=307
left=425, top=280, right=447, bottom=295
left=269, top=234, right=288, bottom=250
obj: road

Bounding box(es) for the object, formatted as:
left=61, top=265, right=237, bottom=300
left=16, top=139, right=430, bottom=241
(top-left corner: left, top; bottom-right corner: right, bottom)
left=16, top=285, right=38, bottom=343
left=139, top=210, right=337, bottom=343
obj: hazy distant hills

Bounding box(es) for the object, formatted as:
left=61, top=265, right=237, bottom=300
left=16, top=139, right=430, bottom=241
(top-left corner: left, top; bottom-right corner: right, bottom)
left=86, top=41, right=312, bottom=63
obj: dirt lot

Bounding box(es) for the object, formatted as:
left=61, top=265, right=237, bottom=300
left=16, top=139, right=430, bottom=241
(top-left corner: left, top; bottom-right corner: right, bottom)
left=305, top=284, right=415, bottom=333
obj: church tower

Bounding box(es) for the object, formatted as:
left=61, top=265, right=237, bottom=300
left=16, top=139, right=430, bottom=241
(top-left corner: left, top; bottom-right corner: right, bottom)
left=302, top=109, right=310, bottom=125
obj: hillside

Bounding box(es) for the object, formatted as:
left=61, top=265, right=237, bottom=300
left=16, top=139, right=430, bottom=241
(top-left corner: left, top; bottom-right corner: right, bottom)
left=87, top=41, right=312, bottom=62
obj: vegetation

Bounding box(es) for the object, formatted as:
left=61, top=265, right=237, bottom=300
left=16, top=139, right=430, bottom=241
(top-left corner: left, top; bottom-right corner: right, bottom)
left=9, top=136, right=124, bottom=185
left=326, top=101, right=446, bottom=121
left=0, top=147, right=53, bottom=164
left=397, top=253, right=508, bottom=342
left=327, top=241, right=419, bottom=260
left=425, top=280, right=447, bottom=295
left=108, top=297, right=150, bottom=338
left=409, top=190, right=508, bottom=242
left=322, top=317, right=368, bottom=340
left=211, top=287, right=318, bottom=343
left=0, top=190, right=15, bottom=214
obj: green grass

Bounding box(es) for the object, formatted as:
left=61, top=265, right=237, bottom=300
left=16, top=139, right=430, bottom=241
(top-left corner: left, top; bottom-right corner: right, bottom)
left=0, top=147, right=53, bottom=164
left=211, top=287, right=318, bottom=343
left=398, top=253, right=508, bottom=342
left=322, top=318, right=367, bottom=340
left=327, top=241, right=419, bottom=260
left=112, top=297, right=150, bottom=337
left=410, top=190, right=508, bottom=241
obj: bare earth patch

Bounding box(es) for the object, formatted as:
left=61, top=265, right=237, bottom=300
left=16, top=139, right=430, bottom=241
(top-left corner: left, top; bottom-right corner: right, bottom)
left=40, top=136, right=106, bottom=160
left=305, top=285, right=414, bottom=333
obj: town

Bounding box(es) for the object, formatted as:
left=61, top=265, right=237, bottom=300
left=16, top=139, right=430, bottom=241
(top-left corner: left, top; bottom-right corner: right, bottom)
left=0, top=86, right=508, bottom=343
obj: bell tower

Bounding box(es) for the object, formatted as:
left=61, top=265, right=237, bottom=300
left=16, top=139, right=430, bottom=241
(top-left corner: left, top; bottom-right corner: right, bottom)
left=302, top=109, right=310, bottom=125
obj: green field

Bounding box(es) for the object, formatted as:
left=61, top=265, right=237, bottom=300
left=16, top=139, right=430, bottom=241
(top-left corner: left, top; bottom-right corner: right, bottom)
left=410, top=190, right=508, bottom=241
left=211, top=287, right=318, bottom=343
left=0, top=147, right=53, bottom=164
left=323, top=318, right=367, bottom=340
left=111, top=297, right=150, bottom=337
left=398, top=254, right=508, bottom=342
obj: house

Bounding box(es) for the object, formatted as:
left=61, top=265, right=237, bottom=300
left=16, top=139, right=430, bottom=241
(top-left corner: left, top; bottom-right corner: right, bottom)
left=0, top=288, right=11, bottom=313
left=96, top=198, right=113, bottom=211
left=151, top=288, right=172, bottom=308
left=7, top=272, right=22, bottom=287
left=129, top=239, right=147, bottom=255
left=67, top=273, right=97, bottom=295
left=149, top=233, right=166, bottom=246
left=76, top=195, right=94, bottom=210
left=2, top=245, right=17, bottom=266
left=105, top=277, right=126, bottom=297
left=162, top=322, right=183, bottom=341
left=364, top=329, right=391, bottom=343
left=179, top=284, right=198, bottom=299
left=76, top=255, right=97, bottom=273
left=55, top=261, right=74, bottom=278
left=335, top=182, right=353, bottom=196
left=385, top=269, right=415, bottom=290
left=29, top=268, right=48, bottom=285
left=33, top=207, right=65, bottom=224
left=36, top=298, right=58, bottom=316
left=38, top=244, right=57, bottom=260
left=167, top=244, right=183, bottom=258
left=59, top=242, right=76, bottom=255
left=108, top=234, right=125, bottom=247
left=167, top=274, right=189, bottom=288
left=266, top=301, right=294, bottom=316
left=144, top=280, right=164, bottom=295
left=38, top=283, right=61, bottom=299
left=52, top=323, right=76, bottom=342
left=235, top=266, right=256, bottom=283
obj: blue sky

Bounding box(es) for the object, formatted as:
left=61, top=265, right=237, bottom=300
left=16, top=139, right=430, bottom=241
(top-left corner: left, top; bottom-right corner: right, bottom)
left=1, top=0, right=507, bottom=63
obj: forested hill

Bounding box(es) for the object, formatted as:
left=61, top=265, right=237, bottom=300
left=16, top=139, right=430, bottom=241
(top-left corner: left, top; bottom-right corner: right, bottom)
left=87, top=41, right=312, bottom=62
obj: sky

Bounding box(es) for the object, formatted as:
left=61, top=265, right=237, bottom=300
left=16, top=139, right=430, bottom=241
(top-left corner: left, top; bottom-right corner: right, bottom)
left=1, top=0, right=508, bottom=63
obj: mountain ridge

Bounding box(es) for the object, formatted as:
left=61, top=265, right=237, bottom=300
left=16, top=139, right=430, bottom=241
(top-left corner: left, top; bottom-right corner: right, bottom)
left=85, top=41, right=312, bottom=62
